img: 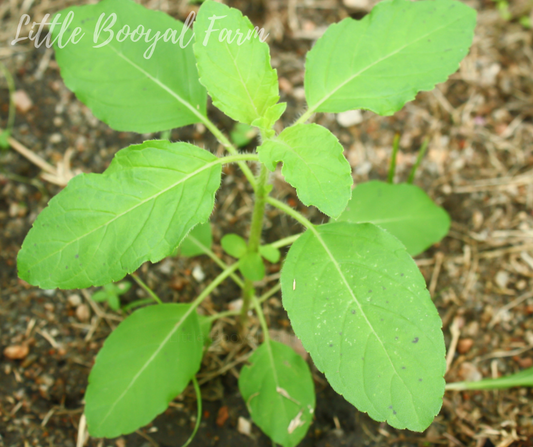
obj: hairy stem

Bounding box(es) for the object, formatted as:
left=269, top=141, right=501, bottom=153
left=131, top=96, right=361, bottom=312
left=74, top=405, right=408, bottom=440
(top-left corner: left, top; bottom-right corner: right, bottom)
left=266, top=196, right=315, bottom=231
left=200, top=117, right=258, bottom=189
left=252, top=293, right=271, bottom=343
left=241, top=164, right=270, bottom=323
left=270, top=234, right=300, bottom=248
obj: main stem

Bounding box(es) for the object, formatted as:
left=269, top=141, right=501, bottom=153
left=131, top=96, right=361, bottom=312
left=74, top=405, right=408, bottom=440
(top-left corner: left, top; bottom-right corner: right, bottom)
left=241, top=164, right=269, bottom=323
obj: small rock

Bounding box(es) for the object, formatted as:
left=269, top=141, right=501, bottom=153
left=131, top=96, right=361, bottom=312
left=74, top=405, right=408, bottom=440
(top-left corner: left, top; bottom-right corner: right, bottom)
left=68, top=294, right=82, bottom=307
left=192, top=265, right=205, bottom=282
left=76, top=304, right=91, bottom=322
left=457, top=338, right=474, bottom=354
left=337, top=110, right=363, bottom=128
left=115, top=439, right=126, bottom=447
left=292, top=87, right=306, bottom=100
left=237, top=417, right=252, bottom=437
left=13, top=90, right=33, bottom=113
left=517, top=357, right=533, bottom=368
left=278, top=77, right=293, bottom=94
left=49, top=133, right=62, bottom=144
left=495, top=270, right=509, bottom=289
left=3, top=344, right=29, bottom=360
left=457, top=362, right=482, bottom=382
left=228, top=299, right=243, bottom=311
left=343, top=0, right=369, bottom=7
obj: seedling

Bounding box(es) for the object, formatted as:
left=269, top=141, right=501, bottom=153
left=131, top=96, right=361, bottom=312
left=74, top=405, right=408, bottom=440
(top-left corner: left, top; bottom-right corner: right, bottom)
left=17, top=0, right=481, bottom=445
left=91, top=281, right=131, bottom=311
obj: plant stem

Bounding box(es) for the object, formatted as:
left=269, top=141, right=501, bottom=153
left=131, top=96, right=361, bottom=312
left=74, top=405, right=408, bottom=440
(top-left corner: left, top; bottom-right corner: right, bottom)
left=189, top=262, right=241, bottom=312
left=387, top=133, right=400, bottom=184
left=200, top=116, right=257, bottom=189
left=131, top=273, right=163, bottom=304
left=294, top=108, right=315, bottom=126
left=266, top=197, right=315, bottom=231
left=187, top=235, right=245, bottom=289
left=207, top=282, right=281, bottom=323
left=270, top=234, right=301, bottom=248
left=182, top=376, right=202, bottom=447
left=407, top=137, right=429, bottom=184
left=241, top=164, right=270, bottom=323
left=252, top=293, right=271, bottom=343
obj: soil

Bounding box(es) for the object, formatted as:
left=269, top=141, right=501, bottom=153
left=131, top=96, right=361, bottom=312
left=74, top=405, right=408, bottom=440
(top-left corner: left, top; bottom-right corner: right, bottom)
left=1, top=0, right=533, bottom=446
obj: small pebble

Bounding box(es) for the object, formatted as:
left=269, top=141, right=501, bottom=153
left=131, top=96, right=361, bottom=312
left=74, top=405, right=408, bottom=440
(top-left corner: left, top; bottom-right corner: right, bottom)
left=237, top=417, right=252, bottom=437
left=76, top=304, right=91, bottom=322
left=337, top=110, right=363, bottom=128
left=13, top=90, right=33, bottom=113
left=457, top=338, right=474, bottom=354
left=192, top=265, right=205, bottom=282
left=3, top=344, right=29, bottom=360
left=68, top=294, right=82, bottom=307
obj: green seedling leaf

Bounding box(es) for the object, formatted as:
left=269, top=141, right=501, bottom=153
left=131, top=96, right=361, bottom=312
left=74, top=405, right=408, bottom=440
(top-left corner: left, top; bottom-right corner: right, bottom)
left=258, top=124, right=352, bottom=218
left=51, top=0, right=206, bottom=133
left=0, top=130, right=10, bottom=150
left=251, top=102, right=287, bottom=135
left=447, top=366, right=533, bottom=391
left=304, top=0, right=476, bottom=116
left=259, top=245, right=281, bottom=263
left=193, top=0, right=279, bottom=125
left=281, top=222, right=446, bottom=431
left=239, top=252, right=265, bottom=281
left=221, top=234, right=248, bottom=259
left=92, top=281, right=131, bottom=311
left=239, top=340, right=315, bottom=447
left=18, top=141, right=222, bottom=289
left=85, top=303, right=203, bottom=437
left=230, top=123, right=258, bottom=148
left=336, top=181, right=450, bottom=256
left=180, top=222, right=213, bottom=257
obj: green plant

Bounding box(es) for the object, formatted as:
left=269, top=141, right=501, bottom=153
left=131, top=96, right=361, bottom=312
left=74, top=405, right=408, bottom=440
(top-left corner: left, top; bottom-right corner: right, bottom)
left=17, top=0, right=480, bottom=444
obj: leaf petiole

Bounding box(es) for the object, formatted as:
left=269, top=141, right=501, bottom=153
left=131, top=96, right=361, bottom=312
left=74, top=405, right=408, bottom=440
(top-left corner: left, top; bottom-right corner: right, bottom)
left=387, top=133, right=400, bottom=184
left=181, top=376, right=202, bottom=447
left=131, top=273, right=162, bottom=304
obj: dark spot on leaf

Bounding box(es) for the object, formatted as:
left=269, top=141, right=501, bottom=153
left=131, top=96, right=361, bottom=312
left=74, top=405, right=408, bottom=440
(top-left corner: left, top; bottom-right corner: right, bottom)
left=393, top=410, right=397, bottom=415
left=368, top=289, right=372, bottom=293
left=351, top=309, right=356, bottom=314
left=361, top=357, right=364, bottom=361
left=386, top=301, right=389, bottom=304
left=402, top=366, right=406, bottom=369
left=382, top=286, right=386, bottom=290
left=419, top=378, right=423, bottom=382
left=395, top=336, right=399, bottom=340
left=33, top=243, right=36, bottom=246
left=380, top=318, right=384, bottom=321
left=412, top=337, right=419, bottom=344
left=388, top=405, right=393, bottom=409
left=75, top=254, right=79, bottom=259
left=329, top=344, right=333, bottom=347
left=339, top=332, right=343, bottom=336
left=27, top=270, right=30, bottom=274
left=400, top=273, right=404, bottom=276
left=427, top=39, right=431, bottom=42
left=65, top=266, right=68, bottom=269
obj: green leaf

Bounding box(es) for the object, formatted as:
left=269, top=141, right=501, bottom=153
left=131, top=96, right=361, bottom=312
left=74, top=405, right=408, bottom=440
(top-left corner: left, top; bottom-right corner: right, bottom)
left=51, top=0, right=206, bottom=133
left=221, top=233, right=248, bottom=259
left=85, top=303, right=203, bottom=437
left=91, top=282, right=130, bottom=310
left=239, top=340, right=315, bottom=447
left=230, top=123, right=258, bottom=148
left=17, top=141, right=222, bottom=289
left=239, top=252, right=265, bottom=281
left=281, top=222, right=446, bottom=431
left=193, top=0, right=279, bottom=124
left=0, top=130, right=10, bottom=150
left=336, top=181, right=450, bottom=256
left=251, top=102, right=287, bottom=135
left=258, top=124, right=352, bottom=218
left=107, top=293, right=121, bottom=311
left=259, top=245, right=280, bottom=263
left=180, top=222, right=213, bottom=257
left=197, top=313, right=213, bottom=348
left=304, top=0, right=476, bottom=116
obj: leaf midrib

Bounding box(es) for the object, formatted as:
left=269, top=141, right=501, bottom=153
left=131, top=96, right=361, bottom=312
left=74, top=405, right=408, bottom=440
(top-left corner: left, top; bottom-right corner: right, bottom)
left=308, top=225, right=418, bottom=420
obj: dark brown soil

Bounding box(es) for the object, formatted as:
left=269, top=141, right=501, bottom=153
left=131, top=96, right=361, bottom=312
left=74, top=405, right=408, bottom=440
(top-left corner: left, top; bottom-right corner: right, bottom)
left=2, top=0, right=533, bottom=446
